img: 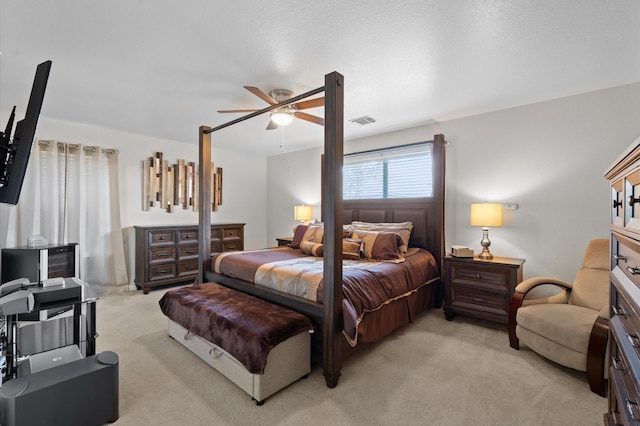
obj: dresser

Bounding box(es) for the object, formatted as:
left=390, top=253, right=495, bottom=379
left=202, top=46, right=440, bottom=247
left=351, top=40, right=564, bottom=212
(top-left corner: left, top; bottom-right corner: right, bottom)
left=134, top=224, right=244, bottom=294
left=605, top=137, right=640, bottom=425
left=443, top=255, right=525, bottom=325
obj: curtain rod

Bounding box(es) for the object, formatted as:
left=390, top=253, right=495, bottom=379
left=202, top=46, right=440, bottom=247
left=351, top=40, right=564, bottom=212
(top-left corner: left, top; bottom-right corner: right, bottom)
left=205, top=85, right=325, bottom=134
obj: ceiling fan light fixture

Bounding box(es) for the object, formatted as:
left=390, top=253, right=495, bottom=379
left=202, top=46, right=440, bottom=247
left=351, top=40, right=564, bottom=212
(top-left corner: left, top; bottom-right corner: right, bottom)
left=271, top=110, right=294, bottom=126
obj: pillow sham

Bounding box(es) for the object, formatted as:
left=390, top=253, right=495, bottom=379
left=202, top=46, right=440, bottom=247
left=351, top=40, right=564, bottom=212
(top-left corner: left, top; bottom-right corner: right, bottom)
left=350, top=221, right=413, bottom=254
left=301, top=224, right=324, bottom=244
left=289, top=224, right=309, bottom=249
left=352, top=230, right=404, bottom=262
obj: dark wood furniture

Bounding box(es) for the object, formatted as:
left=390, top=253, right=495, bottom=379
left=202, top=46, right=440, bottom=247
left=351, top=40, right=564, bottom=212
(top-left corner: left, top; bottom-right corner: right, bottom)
left=134, top=224, right=244, bottom=294
left=197, top=72, right=446, bottom=388
left=276, top=237, right=293, bottom=247
left=443, top=255, right=524, bottom=325
left=605, top=136, right=640, bottom=423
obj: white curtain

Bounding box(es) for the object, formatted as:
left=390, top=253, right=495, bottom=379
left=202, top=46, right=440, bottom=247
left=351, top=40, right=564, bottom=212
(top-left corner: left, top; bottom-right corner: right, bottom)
left=0, top=140, right=128, bottom=292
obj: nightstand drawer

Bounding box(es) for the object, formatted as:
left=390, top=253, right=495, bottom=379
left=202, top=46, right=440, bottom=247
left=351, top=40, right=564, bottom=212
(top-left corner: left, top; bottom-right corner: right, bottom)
left=443, top=255, right=524, bottom=325
left=450, top=285, right=509, bottom=315
left=449, top=264, right=510, bottom=291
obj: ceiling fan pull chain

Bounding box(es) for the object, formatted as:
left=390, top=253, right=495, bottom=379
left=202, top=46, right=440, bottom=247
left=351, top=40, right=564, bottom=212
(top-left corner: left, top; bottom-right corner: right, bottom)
left=280, top=126, right=285, bottom=152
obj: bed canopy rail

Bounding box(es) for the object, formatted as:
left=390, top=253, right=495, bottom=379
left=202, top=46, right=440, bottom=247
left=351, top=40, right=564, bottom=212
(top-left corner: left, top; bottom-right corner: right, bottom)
left=198, top=71, right=346, bottom=387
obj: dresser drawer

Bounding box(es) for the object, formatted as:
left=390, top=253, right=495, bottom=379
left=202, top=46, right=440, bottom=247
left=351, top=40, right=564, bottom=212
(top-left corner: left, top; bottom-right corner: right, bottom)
left=148, top=230, right=175, bottom=246
left=149, top=262, right=176, bottom=281
left=178, top=259, right=199, bottom=277
left=149, top=246, right=176, bottom=263
left=178, top=228, right=199, bottom=244
left=617, top=240, right=640, bottom=289
left=610, top=316, right=640, bottom=424
left=449, top=285, right=509, bottom=315
left=449, top=263, right=510, bottom=292
left=223, top=241, right=243, bottom=251
left=223, top=227, right=241, bottom=239
left=178, top=245, right=199, bottom=259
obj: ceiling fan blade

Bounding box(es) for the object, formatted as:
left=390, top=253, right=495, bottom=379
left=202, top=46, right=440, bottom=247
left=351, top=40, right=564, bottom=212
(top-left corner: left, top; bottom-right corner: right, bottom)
left=295, top=112, right=325, bottom=126
left=266, top=119, right=279, bottom=130
left=292, top=97, right=324, bottom=110
left=217, top=109, right=260, bottom=113
left=244, top=86, right=277, bottom=105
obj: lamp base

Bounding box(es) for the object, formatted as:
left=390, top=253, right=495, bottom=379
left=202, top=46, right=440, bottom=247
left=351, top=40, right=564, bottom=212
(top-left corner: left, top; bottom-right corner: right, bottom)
left=478, top=227, right=494, bottom=259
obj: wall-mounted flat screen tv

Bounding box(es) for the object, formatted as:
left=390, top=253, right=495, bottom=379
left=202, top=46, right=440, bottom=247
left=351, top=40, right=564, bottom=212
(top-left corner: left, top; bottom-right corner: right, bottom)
left=0, top=60, right=52, bottom=205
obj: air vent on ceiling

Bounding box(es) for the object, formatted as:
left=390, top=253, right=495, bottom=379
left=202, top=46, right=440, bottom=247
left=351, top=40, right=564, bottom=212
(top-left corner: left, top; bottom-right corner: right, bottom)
left=349, top=115, right=376, bottom=125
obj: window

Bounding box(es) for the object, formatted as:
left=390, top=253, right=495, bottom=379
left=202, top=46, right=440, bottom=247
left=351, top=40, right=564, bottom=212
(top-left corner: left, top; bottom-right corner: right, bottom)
left=343, top=142, right=433, bottom=200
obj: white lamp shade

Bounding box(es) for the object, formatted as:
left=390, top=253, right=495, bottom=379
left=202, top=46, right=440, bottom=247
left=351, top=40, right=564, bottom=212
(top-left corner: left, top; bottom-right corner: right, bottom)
left=271, top=111, right=294, bottom=126
left=294, top=205, right=313, bottom=221
left=470, top=203, right=503, bottom=227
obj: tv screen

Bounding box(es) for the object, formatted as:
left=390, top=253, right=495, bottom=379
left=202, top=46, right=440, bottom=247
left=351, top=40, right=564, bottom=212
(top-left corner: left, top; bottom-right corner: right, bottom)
left=0, top=60, right=52, bottom=205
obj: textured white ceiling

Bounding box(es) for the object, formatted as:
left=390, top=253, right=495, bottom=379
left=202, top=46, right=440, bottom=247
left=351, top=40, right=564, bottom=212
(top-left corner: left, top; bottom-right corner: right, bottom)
left=1, top=1, right=639, bottom=156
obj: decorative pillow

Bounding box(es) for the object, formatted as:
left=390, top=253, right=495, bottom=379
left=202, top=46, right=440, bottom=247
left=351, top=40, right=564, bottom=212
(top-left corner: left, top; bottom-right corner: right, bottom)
left=299, top=239, right=362, bottom=260
left=300, top=240, right=324, bottom=257
left=350, top=221, right=413, bottom=254
left=301, top=224, right=324, bottom=244
left=352, top=230, right=404, bottom=262
left=289, top=224, right=309, bottom=249
left=342, top=238, right=362, bottom=260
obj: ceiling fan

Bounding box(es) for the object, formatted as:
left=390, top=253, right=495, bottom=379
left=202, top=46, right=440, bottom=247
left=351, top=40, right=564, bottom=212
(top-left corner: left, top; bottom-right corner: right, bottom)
left=218, top=86, right=325, bottom=130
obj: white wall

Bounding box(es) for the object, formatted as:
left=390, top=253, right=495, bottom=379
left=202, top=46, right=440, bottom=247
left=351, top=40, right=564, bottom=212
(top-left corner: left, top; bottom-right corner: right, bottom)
left=0, top=115, right=267, bottom=286
left=267, top=83, right=640, bottom=282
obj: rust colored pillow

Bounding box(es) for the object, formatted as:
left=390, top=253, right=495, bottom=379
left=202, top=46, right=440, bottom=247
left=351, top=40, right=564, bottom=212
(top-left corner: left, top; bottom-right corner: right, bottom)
left=352, top=230, right=404, bottom=262
left=289, top=225, right=308, bottom=249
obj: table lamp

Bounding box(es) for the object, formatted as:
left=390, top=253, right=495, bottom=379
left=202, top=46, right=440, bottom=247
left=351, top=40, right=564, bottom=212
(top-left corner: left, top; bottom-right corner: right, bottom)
left=294, top=205, right=313, bottom=223
left=470, top=202, right=503, bottom=259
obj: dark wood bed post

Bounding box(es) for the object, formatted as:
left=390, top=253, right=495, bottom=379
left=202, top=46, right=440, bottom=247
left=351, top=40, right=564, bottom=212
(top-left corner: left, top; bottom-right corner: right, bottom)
left=322, top=71, right=344, bottom=388
left=198, top=126, right=212, bottom=284
left=432, top=133, right=446, bottom=306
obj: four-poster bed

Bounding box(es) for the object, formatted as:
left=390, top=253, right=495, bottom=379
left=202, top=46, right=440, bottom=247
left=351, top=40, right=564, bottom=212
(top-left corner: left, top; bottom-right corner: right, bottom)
left=168, top=71, right=445, bottom=389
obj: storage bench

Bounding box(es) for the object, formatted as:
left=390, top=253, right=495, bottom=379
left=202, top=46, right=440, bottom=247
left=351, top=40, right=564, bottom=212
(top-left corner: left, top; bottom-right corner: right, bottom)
left=159, top=282, right=313, bottom=404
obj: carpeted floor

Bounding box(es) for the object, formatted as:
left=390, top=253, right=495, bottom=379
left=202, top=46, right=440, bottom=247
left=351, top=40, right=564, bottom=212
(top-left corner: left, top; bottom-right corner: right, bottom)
left=95, top=285, right=606, bottom=426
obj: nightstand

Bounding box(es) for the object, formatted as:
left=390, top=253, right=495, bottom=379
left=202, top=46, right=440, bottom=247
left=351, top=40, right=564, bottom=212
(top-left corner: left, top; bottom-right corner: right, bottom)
left=443, top=255, right=525, bottom=325
left=276, top=237, right=293, bottom=247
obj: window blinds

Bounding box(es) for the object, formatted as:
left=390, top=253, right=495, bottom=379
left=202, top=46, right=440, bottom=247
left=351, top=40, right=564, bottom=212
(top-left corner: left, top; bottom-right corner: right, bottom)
left=343, top=142, right=433, bottom=200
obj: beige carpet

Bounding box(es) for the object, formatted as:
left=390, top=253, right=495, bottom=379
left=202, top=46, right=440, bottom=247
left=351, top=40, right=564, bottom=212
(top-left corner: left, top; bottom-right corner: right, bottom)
left=95, top=285, right=606, bottom=426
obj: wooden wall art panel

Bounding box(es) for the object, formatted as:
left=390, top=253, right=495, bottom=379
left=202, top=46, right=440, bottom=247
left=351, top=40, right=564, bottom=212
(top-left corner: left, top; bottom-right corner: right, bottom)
left=143, top=151, right=221, bottom=212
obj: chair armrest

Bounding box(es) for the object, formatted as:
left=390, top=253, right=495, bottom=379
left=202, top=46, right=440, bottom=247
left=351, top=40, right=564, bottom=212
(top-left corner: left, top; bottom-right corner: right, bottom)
left=515, top=277, right=573, bottom=295
left=509, top=277, right=573, bottom=350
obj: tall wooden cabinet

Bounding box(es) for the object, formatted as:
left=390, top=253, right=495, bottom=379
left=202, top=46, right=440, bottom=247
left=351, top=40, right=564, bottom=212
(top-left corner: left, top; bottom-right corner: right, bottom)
left=605, top=136, right=640, bottom=425
left=134, top=223, right=244, bottom=294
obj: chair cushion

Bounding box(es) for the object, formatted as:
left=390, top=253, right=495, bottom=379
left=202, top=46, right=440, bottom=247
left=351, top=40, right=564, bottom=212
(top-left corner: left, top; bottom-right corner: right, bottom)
left=568, top=268, right=609, bottom=311
left=581, top=239, right=609, bottom=270
left=516, top=303, right=600, bottom=355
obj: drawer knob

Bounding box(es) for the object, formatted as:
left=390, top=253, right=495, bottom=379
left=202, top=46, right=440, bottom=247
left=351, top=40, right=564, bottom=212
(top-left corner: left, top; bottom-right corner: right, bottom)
left=159, top=236, right=165, bottom=240
left=627, top=266, right=640, bottom=275
left=627, top=333, right=640, bottom=348
left=475, top=273, right=481, bottom=279
left=626, top=399, right=640, bottom=421
left=612, top=306, right=627, bottom=318
left=613, top=199, right=622, bottom=209
left=612, top=356, right=625, bottom=372
left=613, top=253, right=628, bottom=262
left=629, top=195, right=640, bottom=207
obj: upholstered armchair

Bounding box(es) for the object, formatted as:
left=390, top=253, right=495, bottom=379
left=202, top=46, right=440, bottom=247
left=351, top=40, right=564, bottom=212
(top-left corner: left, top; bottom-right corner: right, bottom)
left=508, top=239, right=610, bottom=396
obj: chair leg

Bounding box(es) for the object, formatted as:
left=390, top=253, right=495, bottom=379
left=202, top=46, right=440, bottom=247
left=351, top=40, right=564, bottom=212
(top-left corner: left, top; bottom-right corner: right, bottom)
left=587, top=316, right=609, bottom=397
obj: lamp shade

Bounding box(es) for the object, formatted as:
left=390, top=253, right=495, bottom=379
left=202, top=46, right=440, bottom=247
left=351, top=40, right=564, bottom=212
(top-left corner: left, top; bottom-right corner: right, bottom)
left=271, top=111, right=294, bottom=126
left=294, top=205, right=313, bottom=221
left=470, top=203, right=503, bottom=227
